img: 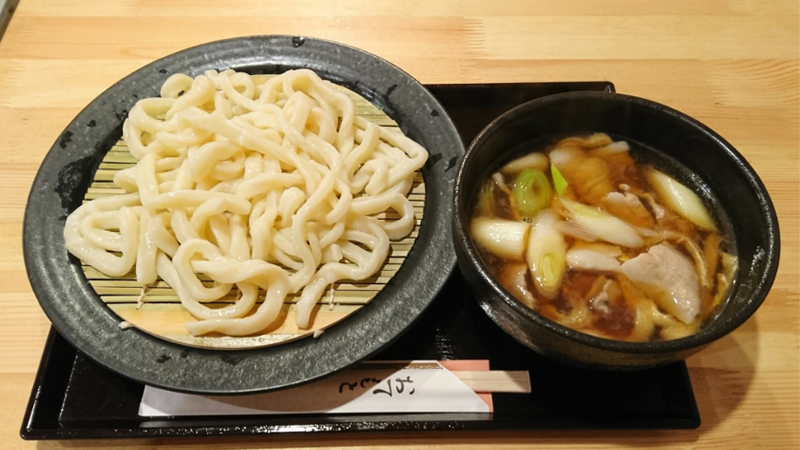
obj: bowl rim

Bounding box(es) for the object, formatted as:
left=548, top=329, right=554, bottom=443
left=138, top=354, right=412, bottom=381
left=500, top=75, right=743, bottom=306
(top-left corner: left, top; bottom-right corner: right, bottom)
left=453, top=90, right=781, bottom=355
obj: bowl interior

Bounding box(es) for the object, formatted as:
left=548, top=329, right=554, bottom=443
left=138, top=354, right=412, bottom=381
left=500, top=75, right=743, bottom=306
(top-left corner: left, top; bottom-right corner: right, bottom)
left=454, top=91, right=779, bottom=352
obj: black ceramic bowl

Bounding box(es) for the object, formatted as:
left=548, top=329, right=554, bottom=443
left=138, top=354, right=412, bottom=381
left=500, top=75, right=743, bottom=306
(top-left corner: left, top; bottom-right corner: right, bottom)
left=452, top=91, right=780, bottom=370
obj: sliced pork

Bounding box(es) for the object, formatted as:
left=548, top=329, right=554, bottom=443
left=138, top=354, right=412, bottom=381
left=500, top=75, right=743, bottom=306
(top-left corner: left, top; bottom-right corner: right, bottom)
left=620, top=244, right=701, bottom=324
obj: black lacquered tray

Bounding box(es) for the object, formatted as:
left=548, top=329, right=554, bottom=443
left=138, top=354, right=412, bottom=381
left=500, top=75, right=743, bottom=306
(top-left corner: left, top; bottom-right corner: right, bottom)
left=21, top=81, right=700, bottom=440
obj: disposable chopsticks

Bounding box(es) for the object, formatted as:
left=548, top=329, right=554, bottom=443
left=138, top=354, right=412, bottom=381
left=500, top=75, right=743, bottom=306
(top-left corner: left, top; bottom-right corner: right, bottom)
left=452, top=371, right=531, bottom=393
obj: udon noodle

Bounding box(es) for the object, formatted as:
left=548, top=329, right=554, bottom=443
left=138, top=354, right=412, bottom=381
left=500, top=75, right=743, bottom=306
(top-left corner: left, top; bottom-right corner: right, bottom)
left=64, top=69, right=428, bottom=336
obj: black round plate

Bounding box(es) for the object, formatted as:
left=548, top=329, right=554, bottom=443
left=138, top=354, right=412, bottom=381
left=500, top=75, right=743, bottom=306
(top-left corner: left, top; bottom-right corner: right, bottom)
left=23, top=36, right=464, bottom=394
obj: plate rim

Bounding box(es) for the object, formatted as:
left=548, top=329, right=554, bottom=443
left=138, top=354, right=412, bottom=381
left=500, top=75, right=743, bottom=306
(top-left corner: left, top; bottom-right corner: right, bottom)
left=23, top=35, right=463, bottom=394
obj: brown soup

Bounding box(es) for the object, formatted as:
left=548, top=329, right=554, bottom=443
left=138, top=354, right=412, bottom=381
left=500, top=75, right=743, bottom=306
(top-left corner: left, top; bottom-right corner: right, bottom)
left=469, top=133, right=737, bottom=342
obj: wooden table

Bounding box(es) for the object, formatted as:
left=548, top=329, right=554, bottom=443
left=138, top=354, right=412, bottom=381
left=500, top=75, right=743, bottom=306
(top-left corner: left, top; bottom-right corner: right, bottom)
left=1, top=1, right=797, bottom=448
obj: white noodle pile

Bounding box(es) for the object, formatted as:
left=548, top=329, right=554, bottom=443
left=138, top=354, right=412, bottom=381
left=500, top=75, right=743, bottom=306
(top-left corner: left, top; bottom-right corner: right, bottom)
left=64, top=69, right=428, bottom=335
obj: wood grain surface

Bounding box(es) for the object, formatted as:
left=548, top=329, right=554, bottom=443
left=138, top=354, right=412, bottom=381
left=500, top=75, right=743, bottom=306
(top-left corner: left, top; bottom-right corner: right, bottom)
left=0, top=0, right=797, bottom=449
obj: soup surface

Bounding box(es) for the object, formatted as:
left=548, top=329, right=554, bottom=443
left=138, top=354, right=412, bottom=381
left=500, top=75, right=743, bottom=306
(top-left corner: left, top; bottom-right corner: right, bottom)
left=469, top=133, right=737, bottom=341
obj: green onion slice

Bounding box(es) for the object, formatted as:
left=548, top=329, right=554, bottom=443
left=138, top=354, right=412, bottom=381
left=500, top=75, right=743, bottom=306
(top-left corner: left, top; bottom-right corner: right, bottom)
left=550, top=164, right=568, bottom=196
left=512, top=168, right=553, bottom=221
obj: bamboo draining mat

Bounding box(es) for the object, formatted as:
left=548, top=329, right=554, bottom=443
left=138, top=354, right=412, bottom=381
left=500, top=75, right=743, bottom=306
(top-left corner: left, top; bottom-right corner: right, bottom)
left=81, top=76, right=425, bottom=349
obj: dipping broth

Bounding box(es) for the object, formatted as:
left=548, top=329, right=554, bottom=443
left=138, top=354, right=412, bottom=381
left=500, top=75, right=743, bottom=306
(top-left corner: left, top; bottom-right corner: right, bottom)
left=469, top=133, right=737, bottom=342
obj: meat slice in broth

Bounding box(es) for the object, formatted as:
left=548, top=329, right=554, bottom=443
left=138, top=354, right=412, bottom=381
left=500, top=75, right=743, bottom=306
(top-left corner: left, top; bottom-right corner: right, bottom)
left=497, top=262, right=538, bottom=310
left=601, top=191, right=655, bottom=228
left=620, top=243, right=701, bottom=324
